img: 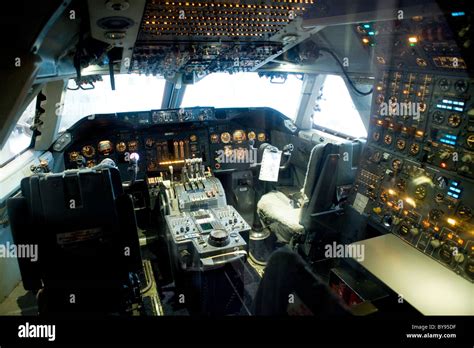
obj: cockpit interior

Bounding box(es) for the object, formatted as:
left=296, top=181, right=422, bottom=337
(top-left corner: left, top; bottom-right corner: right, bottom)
left=0, top=0, right=473, bottom=332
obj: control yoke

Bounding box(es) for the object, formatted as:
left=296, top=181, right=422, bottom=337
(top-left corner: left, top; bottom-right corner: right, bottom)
left=249, top=140, right=294, bottom=170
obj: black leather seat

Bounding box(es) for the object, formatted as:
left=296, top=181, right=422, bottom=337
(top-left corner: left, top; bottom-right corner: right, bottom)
left=7, top=162, right=142, bottom=315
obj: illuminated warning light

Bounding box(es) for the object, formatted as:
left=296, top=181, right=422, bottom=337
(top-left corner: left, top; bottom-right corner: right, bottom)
left=422, top=220, right=430, bottom=228
left=458, top=239, right=464, bottom=245
left=159, top=160, right=185, bottom=166
left=377, top=120, right=384, bottom=125
left=451, top=11, right=465, bottom=17
left=447, top=218, right=457, bottom=226
left=408, top=36, right=418, bottom=45
left=415, top=130, right=424, bottom=137
left=362, top=37, right=370, bottom=44
left=448, top=233, right=453, bottom=239
left=440, top=162, right=447, bottom=169
left=403, top=210, right=409, bottom=215
left=363, top=24, right=371, bottom=29
left=388, top=189, right=396, bottom=195
left=434, top=226, right=440, bottom=232
left=387, top=202, right=393, bottom=207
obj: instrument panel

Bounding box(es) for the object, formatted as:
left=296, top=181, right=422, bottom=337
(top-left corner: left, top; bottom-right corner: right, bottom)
left=62, top=107, right=283, bottom=179
left=350, top=15, right=474, bottom=282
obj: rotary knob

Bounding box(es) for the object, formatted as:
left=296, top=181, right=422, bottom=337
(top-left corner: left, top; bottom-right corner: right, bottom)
left=208, top=229, right=230, bottom=247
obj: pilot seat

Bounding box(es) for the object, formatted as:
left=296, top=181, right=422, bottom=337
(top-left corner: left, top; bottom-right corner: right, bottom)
left=7, top=160, right=143, bottom=315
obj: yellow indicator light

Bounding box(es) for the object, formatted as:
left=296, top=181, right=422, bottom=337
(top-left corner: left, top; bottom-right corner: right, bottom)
left=362, top=37, right=370, bottom=44
left=422, top=220, right=430, bottom=228
left=408, top=36, right=418, bottom=44
left=159, top=160, right=185, bottom=166
left=434, top=226, right=440, bottom=232
left=388, top=189, right=396, bottom=195
left=458, top=239, right=464, bottom=245
left=447, top=218, right=457, bottom=226
left=448, top=233, right=453, bottom=239
left=416, top=130, right=424, bottom=137
left=405, top=197, right=416, bottom=207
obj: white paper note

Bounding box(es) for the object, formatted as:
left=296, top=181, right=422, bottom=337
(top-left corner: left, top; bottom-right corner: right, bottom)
left=353, top=193, right=369, bottom=214
left=259, top=149, right=282, bottom=182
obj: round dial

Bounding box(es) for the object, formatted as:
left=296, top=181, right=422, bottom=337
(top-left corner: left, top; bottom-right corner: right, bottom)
left=82, top=145, right=95, bottom=158
left=232, top=130, right=246, bottom=142
left=247, top=131, right=256, bottom=141
left=128, top=140, right=139, bottom=152
left=414, top=185, right=427, bottom=200
left=432, top=111, right=445, bottom=124
left=384, top=134, right=393, bottom=145
left=396, top=138, right=406, bottom=150
left=465, top=134, right=474, bottom=149
left=220, top=132, right=231, bottom=144
left=429, top=209, right=443, bottom=221
left=454, top=79, right=468, bottom=93
left=392, top=159, right=402, bottom=171
left=210, top=134, right=219, bottom=143
left=86, top=160, right=96, bottom=168
left=456, top=205, right=472, bottom=221
left=145, top=138, right=155, bottom=148
left=69, top=151, right=80, bottom=162
left=208, top=229, right=230, bottom=247
left=372, top=131, right=380, bottom=142
left=447, top=114, right=462, bottom=128
left=410, top=143, right=420, bottom=155
left=257, top=132, right=266, bottom=142
left=438, top=78, right=450, bottom=91
left=190, top=134, right=198, bottom=142
left=435, top=193, right=444, bottom=202
left=396, top=179, right=406, bottom=191
left=116, top=142, right=127, bottom=152
left=98, top=140, right=113, bottom=155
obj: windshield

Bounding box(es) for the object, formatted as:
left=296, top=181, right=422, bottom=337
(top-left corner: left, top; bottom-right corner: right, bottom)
left=181, top=72, right=303, bottom=119
left=312, top=75, right=368, bottom=138
left=0, top=98, right=36, bottom=167
left=59, top=74, right=166, bottom=131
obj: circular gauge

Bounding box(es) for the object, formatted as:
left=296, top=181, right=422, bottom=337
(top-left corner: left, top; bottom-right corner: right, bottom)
left=414, top=185, right=427, bottom=200
left=384, top=134, right=393, bottom=145
left=69, top=151, right=80, bottom=162
left=98, top=140, right=113, bottom=155
left=447, top=114, right=462, bottom=128
left=380, top=191, right=389, bottom=202
left=454, top=79, right=469, bottom=93
left=465, top=134, right=474, bottom=149
left=257, top=132, right=266, bottom=142
left=435, top=193, right=444, bottom=203
left=145, top=138, right=155, bottom=148
left=396, top=138, right=406, bottom=150
left=210, top=134, right=219, bottom=143
left=247, top=131, right=256, bottom=141
left=410, top=143, right=420, bottom=155
left=397, top=179, right=406, bottom=191
left=116, top=141, right=127, bottom=152
left=429, top=209, right=443, bottom=221
left=432, top=111, right=445, bottom=124
left=456, top=205, right=473, bottom=221
left=223, top=145, right=233, bottom=157
left=232, top=130, right=246, bottom=143
left=372, top=131, right=380, bottom=142
left=128, top=140, right=139, bottom=152
left=86, top=160, right=96, bottom=168
left=392, top=159, right=402, bottom=171
left=190, top=134, right=198, bottom=142
left=438, top=78, right=450, bottom=91
left=221, top=132, right=231, bottom=144
left=82, top=145, right=96, bottom=158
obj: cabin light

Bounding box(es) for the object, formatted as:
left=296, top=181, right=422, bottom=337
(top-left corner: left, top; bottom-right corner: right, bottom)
left=447, top=218, right=457, bottom=226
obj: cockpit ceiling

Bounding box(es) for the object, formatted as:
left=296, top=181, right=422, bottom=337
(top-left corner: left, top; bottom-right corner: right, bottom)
left=130, top=0, right=314, bottom=77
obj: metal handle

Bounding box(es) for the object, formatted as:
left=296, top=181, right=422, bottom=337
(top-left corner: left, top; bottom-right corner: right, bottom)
left=200, top=250, right=247, bottom=270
